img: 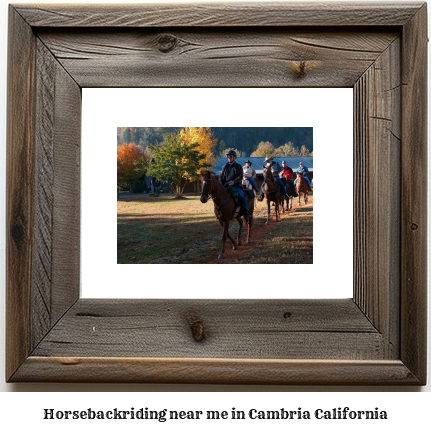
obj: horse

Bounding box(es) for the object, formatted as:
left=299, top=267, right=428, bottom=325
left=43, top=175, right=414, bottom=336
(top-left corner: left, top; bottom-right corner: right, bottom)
left=261, top=165, right=282, bottom=224
left=200, top=172, right=254, bottom=259
left=296, top=172, right=310, bottom=205
left=280, top=178, right=294, bottom=211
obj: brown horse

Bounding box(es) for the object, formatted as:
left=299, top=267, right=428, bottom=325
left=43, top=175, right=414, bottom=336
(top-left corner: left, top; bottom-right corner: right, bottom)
left=200, top=172, right=254, bottom=259
left=296, top=172, right=309, bottom=205
left=262, top=165, right=282, bottom=224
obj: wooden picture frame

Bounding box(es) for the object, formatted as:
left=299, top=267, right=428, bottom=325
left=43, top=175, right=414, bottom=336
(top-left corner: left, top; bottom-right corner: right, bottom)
left=6, top=2, right=427, bottom=385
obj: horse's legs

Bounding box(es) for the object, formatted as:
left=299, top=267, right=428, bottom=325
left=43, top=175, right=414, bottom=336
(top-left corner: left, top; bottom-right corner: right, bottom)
left=275, top=198, right=280, bottom=222
left=218, top=219, right=236, bottom=247
left=246, top=215, right=252, bottom=243
left=236, top=215, right=243, bottom=247
left=246, top=200, right=253, bottom=243
left=266, top=198, right=270, bottom=225
left=218, top=220, right=231, bottom=259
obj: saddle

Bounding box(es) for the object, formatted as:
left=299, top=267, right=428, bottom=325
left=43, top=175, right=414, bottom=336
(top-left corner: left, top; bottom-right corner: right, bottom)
left=227, top=185, right=238, bottom=198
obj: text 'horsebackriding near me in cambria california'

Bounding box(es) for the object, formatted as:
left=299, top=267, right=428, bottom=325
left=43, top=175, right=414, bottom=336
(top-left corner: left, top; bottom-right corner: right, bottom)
left=200, top=150, right=254, bottom=259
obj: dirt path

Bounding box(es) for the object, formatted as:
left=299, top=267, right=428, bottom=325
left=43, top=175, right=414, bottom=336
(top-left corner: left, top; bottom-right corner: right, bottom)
left=203, top=195, right=313, bottom=264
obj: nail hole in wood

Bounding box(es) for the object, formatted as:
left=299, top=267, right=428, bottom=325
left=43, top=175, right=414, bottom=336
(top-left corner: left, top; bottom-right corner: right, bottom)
left=283, top=312, right=292, bottom=319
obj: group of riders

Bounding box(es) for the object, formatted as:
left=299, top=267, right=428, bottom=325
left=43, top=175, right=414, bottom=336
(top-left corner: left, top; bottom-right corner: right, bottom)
left=219, top=149, right=312, bottom=221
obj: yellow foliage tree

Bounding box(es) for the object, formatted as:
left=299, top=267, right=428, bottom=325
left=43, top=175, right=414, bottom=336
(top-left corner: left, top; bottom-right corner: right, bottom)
left=178, top=127, right=218, bottom=178
left=250, top=141, right=276, bottom=157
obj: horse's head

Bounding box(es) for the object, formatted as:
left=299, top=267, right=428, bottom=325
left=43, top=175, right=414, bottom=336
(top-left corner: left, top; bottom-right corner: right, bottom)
left=262, top=165, right=274, bottom=185
left=200, top=171, right=212, bottom=203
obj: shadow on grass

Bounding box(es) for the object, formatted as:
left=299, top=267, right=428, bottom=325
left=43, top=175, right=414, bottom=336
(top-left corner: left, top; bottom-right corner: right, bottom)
left=118, top=214, right=245, bottom=264
left=118, top=193, right=195, bottom=203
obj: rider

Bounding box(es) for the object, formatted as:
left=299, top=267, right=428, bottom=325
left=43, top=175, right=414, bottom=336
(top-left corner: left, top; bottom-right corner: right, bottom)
left=219, top=150, right=251, bottom=221
left=294, top=161, right=312, bottom=189
left=257, top=156, right=291, bottom=202
left=243, top=160, right=258, bottom=193
left=280, top=161, right=297, bottom=197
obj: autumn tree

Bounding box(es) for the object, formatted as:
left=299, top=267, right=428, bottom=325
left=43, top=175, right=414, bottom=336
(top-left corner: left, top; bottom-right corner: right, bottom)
left=178, top=127, right=218, bottom=176
left=117, top=143, right=149, bottom=189
left=273, top=142, right=300, bottom=157
left=299, top=145, right=311, bottom=156
left=146, top=133, right=207, bottom=198
left=250, top=141, right=276, bottom=157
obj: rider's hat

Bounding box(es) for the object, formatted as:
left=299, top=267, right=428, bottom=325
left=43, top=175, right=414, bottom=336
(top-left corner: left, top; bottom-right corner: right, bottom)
left=299, top=161, right=303, bottom=165
left=265, top=155, right=274, bottom=161
left=226, top=149, right=237, bottom=157
left=244, top=160, right=252, bottom=165
left=282, top=160, right=286, bottom=164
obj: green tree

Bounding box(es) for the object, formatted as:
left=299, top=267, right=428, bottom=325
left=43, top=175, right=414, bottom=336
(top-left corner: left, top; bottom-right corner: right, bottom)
left=218, top=140, right=227, bottom=155
left=146, top=134, right=207, bottom=198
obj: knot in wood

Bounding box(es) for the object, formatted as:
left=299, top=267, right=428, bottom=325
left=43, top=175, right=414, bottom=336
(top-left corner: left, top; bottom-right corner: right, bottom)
left=157, top=34, right=178, bottom=53
left=11, top=222, right=25, bottom=245
left=411, top=223, right=418, bottom=231
left=296, top=61, right=307, bottom=78
left=288, top=61, right=308, bottom=79
left=186, top=315, right=206, bottom=342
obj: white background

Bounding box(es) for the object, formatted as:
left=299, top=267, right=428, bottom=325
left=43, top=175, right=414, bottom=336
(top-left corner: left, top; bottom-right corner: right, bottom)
left=0, top=0, right=430, bottom=424
left=82, top=87, right=353, bottom=299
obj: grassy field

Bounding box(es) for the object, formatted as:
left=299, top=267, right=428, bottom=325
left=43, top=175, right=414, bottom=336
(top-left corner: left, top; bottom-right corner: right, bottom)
left=245, top=204, right=313, bottom=264
left=118, top=192, right=313, bottom=264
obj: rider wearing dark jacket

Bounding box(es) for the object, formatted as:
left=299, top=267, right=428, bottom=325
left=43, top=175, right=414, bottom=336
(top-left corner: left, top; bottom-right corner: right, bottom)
left=220, top=150, right=251, bottom=221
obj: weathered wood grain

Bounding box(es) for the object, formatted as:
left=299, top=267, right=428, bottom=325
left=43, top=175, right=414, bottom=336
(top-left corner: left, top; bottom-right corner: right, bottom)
left=12, top=357, right=421, bottom=385
left=15, top=2, right=423, bottom=27
left=32, top=40, right=56, bottom=347
left=6, top=7, right=36, bottom=382
left=37, top=29, right=398, bottom=88
left=353, top=38, right=401, bottom=359
left=6, top=2, right=427, bottom=385
left=32, top=299, right=384, bottom=360
left=31, top=39, right=81, bottom=350
left=50, top=56, right=81, bottom=325
left=400, top=3, right=428, bottom=385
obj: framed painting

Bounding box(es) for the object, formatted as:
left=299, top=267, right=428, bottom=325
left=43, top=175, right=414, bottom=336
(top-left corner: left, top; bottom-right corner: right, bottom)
left=6, top=2, right=427, bottom=384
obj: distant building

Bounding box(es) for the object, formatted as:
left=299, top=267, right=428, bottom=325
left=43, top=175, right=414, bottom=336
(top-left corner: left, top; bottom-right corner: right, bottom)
left=212, top=156, right=313, bottom=190
left=158, top=156, right=313, bottom=194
